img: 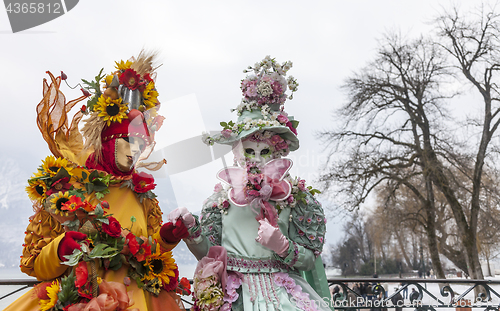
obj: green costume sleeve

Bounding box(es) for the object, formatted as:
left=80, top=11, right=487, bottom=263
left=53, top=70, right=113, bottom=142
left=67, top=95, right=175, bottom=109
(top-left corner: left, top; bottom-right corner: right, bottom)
left=186, top=191, right=224, bottom=260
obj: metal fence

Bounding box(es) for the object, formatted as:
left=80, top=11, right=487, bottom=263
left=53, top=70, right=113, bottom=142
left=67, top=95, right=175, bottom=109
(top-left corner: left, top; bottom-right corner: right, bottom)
left=327, top=278, right=500, bottom=311
left=2, top=277, right=500, bottom=310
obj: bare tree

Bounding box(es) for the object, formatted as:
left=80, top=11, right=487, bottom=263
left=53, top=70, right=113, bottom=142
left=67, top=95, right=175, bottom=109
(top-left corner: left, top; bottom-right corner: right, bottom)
left=427, top=4, right=500, bottom=280
left=319, top=33, right=452, bottom=279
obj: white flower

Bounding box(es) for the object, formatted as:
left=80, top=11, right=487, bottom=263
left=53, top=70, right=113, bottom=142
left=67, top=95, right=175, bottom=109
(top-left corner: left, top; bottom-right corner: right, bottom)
left=201, top=132, right=214, bottom=146
left=258, top=81, right=273, bottom=96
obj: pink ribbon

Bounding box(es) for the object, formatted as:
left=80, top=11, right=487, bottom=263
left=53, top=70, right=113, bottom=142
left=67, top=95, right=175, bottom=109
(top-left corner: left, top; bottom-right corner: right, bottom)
left=217, top=159, right=293, bottom=227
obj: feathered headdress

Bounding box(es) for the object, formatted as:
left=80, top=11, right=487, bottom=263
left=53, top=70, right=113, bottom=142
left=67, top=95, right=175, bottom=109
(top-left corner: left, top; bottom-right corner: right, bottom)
left=37, top=51, right=165, bottom=168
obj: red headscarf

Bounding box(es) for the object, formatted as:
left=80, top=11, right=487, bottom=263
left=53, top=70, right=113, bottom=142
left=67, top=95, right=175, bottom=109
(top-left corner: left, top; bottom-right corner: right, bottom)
left=86, top=112, right=150, bottom=176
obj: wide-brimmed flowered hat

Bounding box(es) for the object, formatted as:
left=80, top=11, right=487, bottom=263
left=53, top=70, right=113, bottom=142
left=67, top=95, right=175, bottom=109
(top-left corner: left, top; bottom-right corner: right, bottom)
left=203, top=55, right=300, bottom=152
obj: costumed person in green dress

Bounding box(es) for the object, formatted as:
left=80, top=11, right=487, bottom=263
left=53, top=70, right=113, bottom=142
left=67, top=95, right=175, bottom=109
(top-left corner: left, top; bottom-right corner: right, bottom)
left=166, top=56, right=332, bottom=311
left=5, top=52, right=191, bottom=311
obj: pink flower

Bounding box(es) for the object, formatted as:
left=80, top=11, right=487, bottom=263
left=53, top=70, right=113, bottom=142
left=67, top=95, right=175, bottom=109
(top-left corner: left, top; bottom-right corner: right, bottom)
left=297, top=179, right=306, bottom=191
left=221, top=201, right=230, bottom=209
left=221, top=129, right=233, bottom=138
left=286, top=121, right=298, bottom=135
left=277, top=114, right=289, bottom=124
left=247, top=190, right=260, bottom=197
left=270, top=135, right=284, bottom=145
left=214, top=183, right=223, bottom=193
left=276, top=141, right=289, bottom=151
left=287, top=195, right=295, bottom=203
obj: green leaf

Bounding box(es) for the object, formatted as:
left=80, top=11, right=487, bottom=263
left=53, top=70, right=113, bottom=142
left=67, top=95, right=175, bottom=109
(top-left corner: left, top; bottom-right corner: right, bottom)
left=85, top=183, right=94, bottom=194
left=291, top=120, right=299, bottom=129
left=62, top=219, right=80, bottom=232
left=88, top=170, right=99, bottom=182
left=220, top=121, right=228, bottom=128
left=57, top=270, right=79, bottom=305
left=97, top=217, right=109, bottom=225
left=131, top=216, right=136, bottom=223
left=81, top=171, right=88, bottom=180
left=62, top=248, right=84, bottom=266
left=92, top=204, right=104, bottom=217
left=88, top=244, right=120, bottom=259
left=50, top=167, right=71, bottom=185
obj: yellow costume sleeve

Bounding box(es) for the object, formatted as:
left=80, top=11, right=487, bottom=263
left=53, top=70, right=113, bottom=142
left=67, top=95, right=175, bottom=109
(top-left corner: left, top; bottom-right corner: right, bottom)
left=145, top=197, right=179, bottom=252
left=20, top=209, right=67, bottom=280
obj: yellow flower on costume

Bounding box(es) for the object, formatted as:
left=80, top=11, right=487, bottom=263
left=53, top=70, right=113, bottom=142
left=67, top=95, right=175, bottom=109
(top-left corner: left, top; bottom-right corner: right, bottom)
left=104, top=74, right=114, bottom=86
left=115, top=60, right=133, bottom=70
left=143, top=81, right=159, bottom=110
left=39, top=280, right=59, bottom=311
left=142, top=246, right=177, bottom=286
left=94, top=95, right=128, bottom=126
left=41, top=155, right=73, bottom=177
left=48, top=191, right=71, bottom=216
left=26, top=179, right=47, bottom=204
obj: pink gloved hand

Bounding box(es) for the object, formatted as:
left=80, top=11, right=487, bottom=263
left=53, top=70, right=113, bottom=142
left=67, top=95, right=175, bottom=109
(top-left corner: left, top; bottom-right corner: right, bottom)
left=58, top=231, right=87, bottom=261
left=255, top=219, right=289, bottom=257
left=167, top=207, right=196, bottom=229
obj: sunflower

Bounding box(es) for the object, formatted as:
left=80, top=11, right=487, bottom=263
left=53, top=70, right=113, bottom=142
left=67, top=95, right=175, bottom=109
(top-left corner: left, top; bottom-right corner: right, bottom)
left=26, top=179, right=47, bottom=204
left=142, top=81, right=159, bottom=110
left=142, top=247, right=177, bottom=287
left=39, top=280, right=59, bottom=311
left=94, top=95, right=128, bottom=126
left=41, top=155, right=73, bottom=177
left=48, top=191, right=71, bottom=216
left=115, top=59, right=133, bottom=70
left=144, top=278, right=162, bottom=296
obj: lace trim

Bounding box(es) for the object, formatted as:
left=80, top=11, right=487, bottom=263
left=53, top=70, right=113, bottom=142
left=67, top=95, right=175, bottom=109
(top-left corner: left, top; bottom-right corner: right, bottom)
left=227, top=256, right=291, bottom=273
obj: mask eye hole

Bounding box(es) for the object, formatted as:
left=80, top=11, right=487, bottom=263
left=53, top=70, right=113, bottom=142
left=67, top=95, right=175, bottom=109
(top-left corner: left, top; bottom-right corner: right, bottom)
left=245, top=148, right=255, bottom=156
left=260, top=148, right=270, bottom=156
left=121, top=137, right=145, bottom=151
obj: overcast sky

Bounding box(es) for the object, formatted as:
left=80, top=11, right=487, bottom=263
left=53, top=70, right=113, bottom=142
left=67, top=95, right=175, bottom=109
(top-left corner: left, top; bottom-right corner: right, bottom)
left=0, top=0, right=478, bottom=266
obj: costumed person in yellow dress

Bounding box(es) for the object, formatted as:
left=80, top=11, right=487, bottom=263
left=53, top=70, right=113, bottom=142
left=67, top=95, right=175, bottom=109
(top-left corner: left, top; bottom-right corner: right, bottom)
left=168, top=56, right=332, bottom=311
left=5, top=52, right=191, bottom=311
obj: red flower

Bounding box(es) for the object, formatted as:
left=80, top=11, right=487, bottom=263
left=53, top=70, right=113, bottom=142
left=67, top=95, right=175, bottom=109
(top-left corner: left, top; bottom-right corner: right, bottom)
left=126, top=232, right=140, bottom=255
left=119, top=69, right=141, bottom=90
left=62, top=196, right=84, bottom=212
left=75, top=261, right=88, bottom=288
left=33, top=282, right=51, bottom=300
left=132, top=172, right=156, bottom=193
left=176, top=277, right=191, bottom=295
left=46, top=177, right=72, bottom=196
left=134, top=242, right=151, bottom=262
left=143, top=73, right=154, bottom=83
left=81, top=88, right=91, bottom=97
left=163, top=268, right=179, bottom=292
left=101, top=216, right=122, bottom=238
left=80, top=105, right=86, bottom=113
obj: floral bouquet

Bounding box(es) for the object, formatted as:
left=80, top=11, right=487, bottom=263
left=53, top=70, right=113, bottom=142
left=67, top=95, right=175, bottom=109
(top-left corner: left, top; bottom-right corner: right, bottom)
left=192, top=246, right=245, bottom=311
left=25, top=155, right=190, bottom=310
